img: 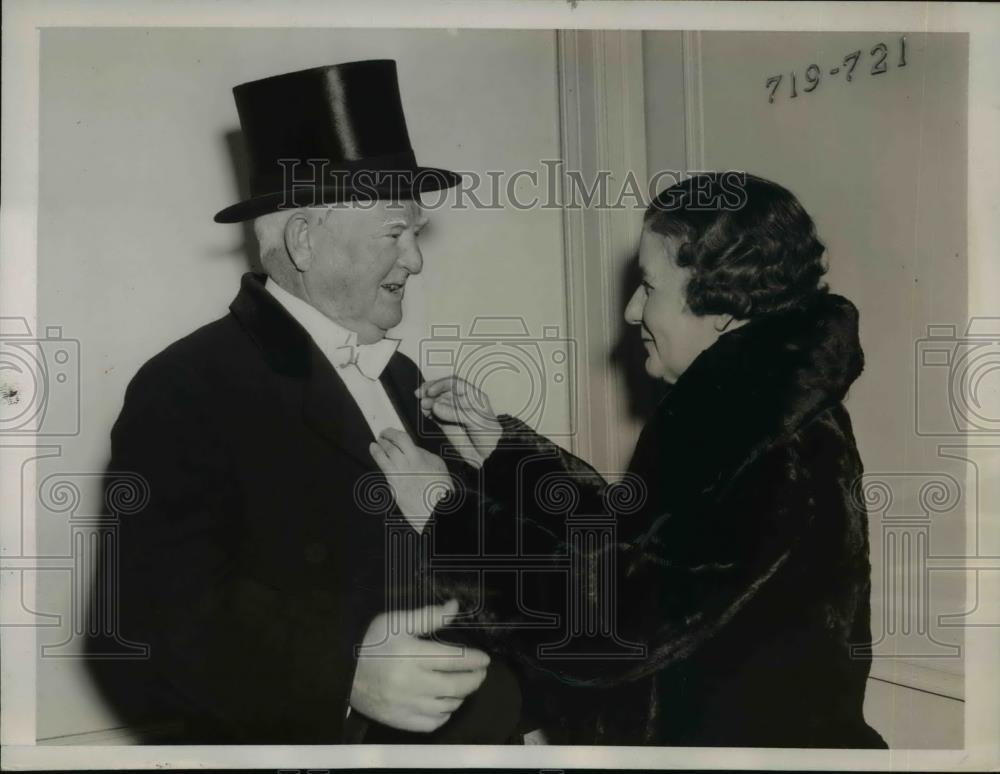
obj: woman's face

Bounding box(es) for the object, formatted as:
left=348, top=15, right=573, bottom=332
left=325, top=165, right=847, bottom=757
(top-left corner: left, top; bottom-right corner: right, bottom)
left=625, top=228, right=737, bottom=384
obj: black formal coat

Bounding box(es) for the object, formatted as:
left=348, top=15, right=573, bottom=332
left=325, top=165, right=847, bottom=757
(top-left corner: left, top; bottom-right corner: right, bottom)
left=426, top=292, right=888, bottom=748
left=96, top=272, right=520, bottom=744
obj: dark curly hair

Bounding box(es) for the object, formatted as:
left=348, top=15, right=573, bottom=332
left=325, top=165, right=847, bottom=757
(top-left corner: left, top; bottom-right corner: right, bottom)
left=644, top=172, right=828, bottom=319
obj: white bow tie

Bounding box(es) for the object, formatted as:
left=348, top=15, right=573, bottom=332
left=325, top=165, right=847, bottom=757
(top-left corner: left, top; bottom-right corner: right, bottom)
left=330, top=338, right=400, bottom=380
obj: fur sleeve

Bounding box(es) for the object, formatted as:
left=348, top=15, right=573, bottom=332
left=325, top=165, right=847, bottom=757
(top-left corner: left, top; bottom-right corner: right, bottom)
left=427, top=418, right=834, bottom=691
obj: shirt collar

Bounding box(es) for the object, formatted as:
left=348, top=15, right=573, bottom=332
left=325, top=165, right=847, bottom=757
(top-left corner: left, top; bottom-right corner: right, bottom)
left=264, top=276, right=359, bottom=362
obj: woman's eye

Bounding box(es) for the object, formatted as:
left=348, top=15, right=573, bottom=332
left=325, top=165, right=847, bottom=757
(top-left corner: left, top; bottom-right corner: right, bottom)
left=641, top=281, right=653, bottom=291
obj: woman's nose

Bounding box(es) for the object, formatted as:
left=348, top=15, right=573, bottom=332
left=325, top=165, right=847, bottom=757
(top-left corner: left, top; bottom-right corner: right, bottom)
left=624, top=287, right=644, bottom=325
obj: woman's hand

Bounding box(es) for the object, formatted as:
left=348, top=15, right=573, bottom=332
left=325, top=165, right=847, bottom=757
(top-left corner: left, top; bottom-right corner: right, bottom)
left=370, top=428, right=453, bottom=532
left=417, top=377, right=503, bottom=460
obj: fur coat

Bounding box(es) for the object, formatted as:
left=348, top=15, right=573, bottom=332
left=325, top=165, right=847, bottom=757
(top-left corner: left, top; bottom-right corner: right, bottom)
left=427, top=292, right=888, bottom=748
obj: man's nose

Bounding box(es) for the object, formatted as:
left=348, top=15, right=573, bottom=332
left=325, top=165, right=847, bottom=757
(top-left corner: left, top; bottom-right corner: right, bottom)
left=399, top=238, right=423, bottom=275
left=624, top=287, right=643, bottom=325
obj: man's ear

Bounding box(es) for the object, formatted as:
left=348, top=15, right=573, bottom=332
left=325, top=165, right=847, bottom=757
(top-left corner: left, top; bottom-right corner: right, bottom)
left=283, top=211, right=313, bottom=272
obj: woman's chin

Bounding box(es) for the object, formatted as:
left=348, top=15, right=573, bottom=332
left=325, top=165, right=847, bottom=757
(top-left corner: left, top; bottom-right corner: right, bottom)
left=642, top=355, right=678, bottom=386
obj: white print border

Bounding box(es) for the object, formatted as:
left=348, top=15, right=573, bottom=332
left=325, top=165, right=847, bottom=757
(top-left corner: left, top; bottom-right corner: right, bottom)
left=2, top=0, right=998, bottom=772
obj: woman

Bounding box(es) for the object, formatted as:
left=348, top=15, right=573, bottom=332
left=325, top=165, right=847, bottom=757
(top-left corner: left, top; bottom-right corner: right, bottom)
left=379, top=173, right=886, bottom=748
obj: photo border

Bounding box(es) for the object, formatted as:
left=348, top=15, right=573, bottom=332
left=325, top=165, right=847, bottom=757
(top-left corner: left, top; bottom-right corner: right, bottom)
left=2, top=0, right=998, bottom=770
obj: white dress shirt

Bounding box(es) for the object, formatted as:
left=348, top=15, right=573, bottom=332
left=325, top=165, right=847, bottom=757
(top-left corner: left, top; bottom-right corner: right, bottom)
left=264, top=278, right=408, bottom=438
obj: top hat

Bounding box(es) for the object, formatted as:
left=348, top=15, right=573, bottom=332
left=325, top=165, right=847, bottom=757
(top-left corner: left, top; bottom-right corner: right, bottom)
left=214, top=60, right=461, bottom=223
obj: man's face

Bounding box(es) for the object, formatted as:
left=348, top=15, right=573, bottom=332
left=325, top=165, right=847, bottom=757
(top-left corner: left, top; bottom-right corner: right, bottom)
left=303, top=200, right=427, bottom=343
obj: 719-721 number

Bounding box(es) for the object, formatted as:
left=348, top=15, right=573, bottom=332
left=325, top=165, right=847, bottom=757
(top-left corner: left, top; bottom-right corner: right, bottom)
left=766, top=36, right=907, bottom=104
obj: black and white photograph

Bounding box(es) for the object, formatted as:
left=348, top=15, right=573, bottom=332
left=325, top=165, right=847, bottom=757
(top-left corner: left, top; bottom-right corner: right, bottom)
left=1, top=1, right=998, bottom=771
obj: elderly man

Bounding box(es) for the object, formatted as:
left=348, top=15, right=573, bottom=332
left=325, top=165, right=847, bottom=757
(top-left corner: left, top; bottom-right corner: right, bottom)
left=101, top=60, right=520, bottom=744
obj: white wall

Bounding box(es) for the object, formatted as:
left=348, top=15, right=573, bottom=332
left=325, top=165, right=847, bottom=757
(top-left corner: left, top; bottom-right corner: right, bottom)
left=644, top=30, right=969, bottom=747
left=35, top=27, right=566, bottom=741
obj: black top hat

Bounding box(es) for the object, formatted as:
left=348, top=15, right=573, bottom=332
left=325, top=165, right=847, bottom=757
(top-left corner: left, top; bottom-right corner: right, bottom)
left=214, top=60, right=461, bottom=223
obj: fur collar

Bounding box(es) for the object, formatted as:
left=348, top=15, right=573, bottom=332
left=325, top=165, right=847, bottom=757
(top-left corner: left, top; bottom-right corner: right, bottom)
left=635, top=292, right=864, bottom=510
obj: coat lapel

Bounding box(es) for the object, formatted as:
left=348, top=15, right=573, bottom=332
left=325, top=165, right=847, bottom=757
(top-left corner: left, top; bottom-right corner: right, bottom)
left=300, top=346, right=380, bottom=472
left=229, top=272, right=378, bottom=472
left=380, top=352, right=453, bottom=461
left=379, top=354, right=421, bottom=440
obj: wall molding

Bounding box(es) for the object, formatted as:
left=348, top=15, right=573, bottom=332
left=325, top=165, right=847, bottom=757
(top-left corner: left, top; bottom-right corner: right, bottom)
left=681, top=30, right=705, bottom=172
left=869, top=659, right=964, bottom=701
left=37, top=720, right=182, bottom=746
left=556, top=29, right=647, bottom=474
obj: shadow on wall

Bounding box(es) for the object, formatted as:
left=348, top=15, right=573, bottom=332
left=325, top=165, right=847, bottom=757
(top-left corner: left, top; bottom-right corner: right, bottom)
left=84, top=470, right=184, bottom=743
left=222, top=128, right=262, bottom=274
left=82, top=129, right=264, bottom=744
left=82, top=134, right=257, bottom=744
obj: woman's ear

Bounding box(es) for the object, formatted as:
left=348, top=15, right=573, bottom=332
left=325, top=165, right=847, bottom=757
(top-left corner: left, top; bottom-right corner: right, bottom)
left=283, top=211, right=313, bottom=272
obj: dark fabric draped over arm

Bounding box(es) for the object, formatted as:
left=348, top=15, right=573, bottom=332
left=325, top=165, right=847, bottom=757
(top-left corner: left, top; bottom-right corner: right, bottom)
left=426, top=416, right=822, bottom=689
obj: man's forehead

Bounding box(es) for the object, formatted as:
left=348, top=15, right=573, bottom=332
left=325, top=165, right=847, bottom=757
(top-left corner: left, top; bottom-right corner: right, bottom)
left=381, top=200, right=427, bottom=225
left=316, top=200, right=426, bottom=225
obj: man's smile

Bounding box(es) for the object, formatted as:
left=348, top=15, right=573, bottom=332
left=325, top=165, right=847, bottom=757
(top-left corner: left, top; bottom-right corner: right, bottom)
left=380, top=280, right=406, bottom=297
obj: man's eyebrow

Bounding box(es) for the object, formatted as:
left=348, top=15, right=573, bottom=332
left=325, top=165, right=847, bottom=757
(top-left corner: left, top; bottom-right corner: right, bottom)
left=381, top=214, right=429, bottom=229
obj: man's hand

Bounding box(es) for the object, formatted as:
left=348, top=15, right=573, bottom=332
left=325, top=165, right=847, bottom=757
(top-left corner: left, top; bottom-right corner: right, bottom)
left=349, top=600, right=491, bottom=733
left=416, top=377, right=503, bottom=460
left=370, top=429, right=452, bottom=531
